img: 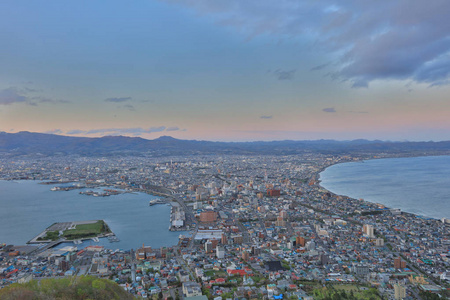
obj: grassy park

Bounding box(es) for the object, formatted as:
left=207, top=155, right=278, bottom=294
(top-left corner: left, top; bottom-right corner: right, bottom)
left=37, top=220, right=111, bottom=241
left=63, top=220, right=110, bottom=240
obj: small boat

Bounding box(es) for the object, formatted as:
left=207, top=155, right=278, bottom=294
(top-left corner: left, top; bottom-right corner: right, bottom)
left=108, top=235, right=120, bottom=243
left=149, top=198, right=165, bottom=206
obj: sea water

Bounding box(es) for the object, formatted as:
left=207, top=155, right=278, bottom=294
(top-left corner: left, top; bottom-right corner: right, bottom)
left=320, top=155, right=450, bottom=220
left=0, top=180, right=182, bottom=249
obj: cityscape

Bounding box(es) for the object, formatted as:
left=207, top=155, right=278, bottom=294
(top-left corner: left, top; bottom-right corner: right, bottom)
left=0, top=144, right=449, bottom=299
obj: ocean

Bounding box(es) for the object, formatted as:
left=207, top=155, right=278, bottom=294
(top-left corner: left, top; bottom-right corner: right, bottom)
left=319, top=155, right=450, bottom=220
left=0, top=180, right=182, bottom=249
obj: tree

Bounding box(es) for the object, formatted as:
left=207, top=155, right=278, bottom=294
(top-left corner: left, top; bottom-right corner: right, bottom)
left=419, top=291, right=441, bottom=300
left=92, top=279, right=106, bottom=290
left=0, top=276, right=133, bottom=300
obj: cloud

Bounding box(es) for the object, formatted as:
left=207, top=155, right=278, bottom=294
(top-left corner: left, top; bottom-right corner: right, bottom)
left=166, top=0, right=450, bottom=87
left=23, top=87, right=41, bottom=93
left=147, top=126, right=167, bottom=133
left=322, top=107, right=336, bottom=113
left=0, top=87, right=70, bottom=106
left=85, top=126, right=167, bottom=136
left=44, top=129, right=63, bottom=134
left=348, top=110, right=369, bottom=114
left=0, top=87, right=28, bottom=105
left=66, top=129, right=86, bottom=135
left=271, top=69, right=296, bottom=80
left=350, top=79, right=369, bottom=89
left=310, top=62, right=331, bottom=71
left=65, top=126, right=186, bottom=136
left=104, top=97, right=132, bottom=103
left=32, top=96, right=70, bottom=104
left=122, top=104, right=135, bottom=111
left=260, top=115, right=273, bottom=119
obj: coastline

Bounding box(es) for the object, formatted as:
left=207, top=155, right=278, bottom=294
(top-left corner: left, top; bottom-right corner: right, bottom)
left=317, top=155, right=450, bottom=221
left=0, top=180, right=181, bottom=249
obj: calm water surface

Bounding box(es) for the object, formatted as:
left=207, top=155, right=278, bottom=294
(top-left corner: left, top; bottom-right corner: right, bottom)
left=0, top=180, right=182, bottom=249
left=320, top=155, right=450, bottom=219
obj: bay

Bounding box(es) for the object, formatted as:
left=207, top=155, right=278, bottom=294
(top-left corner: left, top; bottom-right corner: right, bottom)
left=319, top=155, right=450, bottom=220
left=0, top=180, right=182, bottom=249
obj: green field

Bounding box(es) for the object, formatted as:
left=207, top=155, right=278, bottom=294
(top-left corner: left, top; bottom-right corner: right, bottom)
left=37, top=230, right=60, bottom=241
left=204, top=270, right=228, bottom=279
left=313, top=285, right=382, bottom=300
left=36, top=220, right=111, bottom=241
left=63, top=220, right=111, bottom=240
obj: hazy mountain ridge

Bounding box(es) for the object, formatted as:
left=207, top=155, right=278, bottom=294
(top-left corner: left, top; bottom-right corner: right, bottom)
left=1, top=131, right=450, bottom=156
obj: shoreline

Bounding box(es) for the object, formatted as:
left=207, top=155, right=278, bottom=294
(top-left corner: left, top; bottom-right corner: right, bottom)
left=317, top=154, right=450, bottom=221
left=0, top=180, right=181, bottom=249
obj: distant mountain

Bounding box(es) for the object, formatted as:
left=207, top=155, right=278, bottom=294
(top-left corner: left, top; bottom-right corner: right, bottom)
left=1, top=131, right=450, bottom=157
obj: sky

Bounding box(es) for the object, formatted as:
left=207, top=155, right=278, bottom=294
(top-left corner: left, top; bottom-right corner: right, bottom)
left=1, top=0, right=450, bottom=142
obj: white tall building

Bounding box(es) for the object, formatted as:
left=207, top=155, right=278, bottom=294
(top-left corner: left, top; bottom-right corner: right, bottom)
left=216, top=246, right=225, bottom=259
left=394, top=283, right=406, bottom=300
left=363, top=224, right=375, bottom=238
left=305, top=241, right=316, bottom=251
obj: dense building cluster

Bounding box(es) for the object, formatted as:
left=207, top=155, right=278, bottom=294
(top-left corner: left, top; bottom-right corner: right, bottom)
left=0, top=153, right=449, bottom=299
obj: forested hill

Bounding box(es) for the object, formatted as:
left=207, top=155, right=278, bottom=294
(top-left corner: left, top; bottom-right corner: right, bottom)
left=1, top=131, right=450, bottom=157
left=0, top=276, right=133, bottom=300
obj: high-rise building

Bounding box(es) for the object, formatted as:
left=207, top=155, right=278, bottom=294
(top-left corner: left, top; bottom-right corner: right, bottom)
left=221, top=234, right=228, bottom=245
left=363, top=224, right=375, bottom=238
left=296, top=236, right=306, bottom=247
left=394, top=283, right=406, bottom=300
left=216, top=246, right=225, bottom=259
left=305, top=241, right=315, bottom=251
left=242, top=251, right=250, bottom=261
left=275, top=216, right=286, bottom=227
left=251, top=246, right=261, bottom=256
left=232, top=235, right=243, bottom=244
left=375, top=238, right=384, bottom=246
left=205, top=241, right=213, bottom=253
left=394, top=257, right=406, bottom=269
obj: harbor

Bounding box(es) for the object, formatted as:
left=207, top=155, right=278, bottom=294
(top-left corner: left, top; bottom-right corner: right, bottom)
left=0, top=180, right=183, bottom=250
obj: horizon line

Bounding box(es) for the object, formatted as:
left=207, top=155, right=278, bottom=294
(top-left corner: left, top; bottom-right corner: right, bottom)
left=2, top=130, right=450, bottom=144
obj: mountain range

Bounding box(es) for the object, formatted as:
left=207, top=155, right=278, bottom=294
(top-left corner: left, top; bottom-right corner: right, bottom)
left=1, top=131, right=450, bottom=157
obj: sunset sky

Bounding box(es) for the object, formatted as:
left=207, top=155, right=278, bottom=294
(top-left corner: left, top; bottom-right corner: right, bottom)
left=1, top=0, right=450, bottom=141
